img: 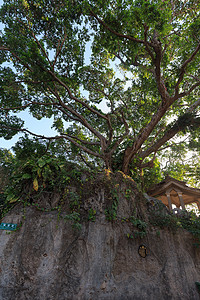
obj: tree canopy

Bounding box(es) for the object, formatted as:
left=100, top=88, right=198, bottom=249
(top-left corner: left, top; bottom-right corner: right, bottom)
left=0, top=0, right=200, bottom=179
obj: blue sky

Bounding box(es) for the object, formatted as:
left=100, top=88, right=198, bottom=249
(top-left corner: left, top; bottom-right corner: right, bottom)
left=0, top=0, right=69, bottom=150
left=0, top=0, right=119, bottom=151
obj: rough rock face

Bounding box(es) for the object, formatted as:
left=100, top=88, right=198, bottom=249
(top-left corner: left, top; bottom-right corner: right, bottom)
left=0, top=202, right=200, bottom=300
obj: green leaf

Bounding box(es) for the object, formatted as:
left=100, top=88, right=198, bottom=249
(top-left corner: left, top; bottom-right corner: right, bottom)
left=22, top=173, right=32, bottom=179
left=38, top=158, right=47, bottom=168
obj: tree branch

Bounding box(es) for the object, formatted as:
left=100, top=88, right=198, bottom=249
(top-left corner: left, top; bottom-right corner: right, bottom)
left=151, top=32, right=170, bottom=102
left=174, top=41, right=200, bottom=97
left=53, top=32, right=68, bottom=68
left=175, top=81, right=200, bottom=100
left=89, top=9, right=147, bottom=45
left=0, top=125, right=102, bottom=158
left=143, top=24, right=155, bottom=62
left=0, top=46, right=33, bottom=72
left=140, top=98, right=200, bottom=159
left=30, top=30, right=53, bottom=68
left=48, top=70, right=108, bottom=121
left=78, top=151, right=96, bottom=170
left=0, top=100, right=53, bottom=111
left=47, top=85, right=108, bottom=149
left=66, top=134, right=100, bottom=146
left=140, top=152, right=157, bottom=168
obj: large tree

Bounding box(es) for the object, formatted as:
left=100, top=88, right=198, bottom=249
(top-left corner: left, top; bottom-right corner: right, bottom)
left=0, top=0, right=200, bottom=174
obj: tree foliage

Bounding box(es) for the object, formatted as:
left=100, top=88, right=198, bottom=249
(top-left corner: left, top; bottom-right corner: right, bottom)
left=0, top=0, right=200, bottom=176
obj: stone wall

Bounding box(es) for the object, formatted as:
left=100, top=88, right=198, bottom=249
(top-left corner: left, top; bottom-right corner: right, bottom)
left=0, top=203, right=200, bottom=300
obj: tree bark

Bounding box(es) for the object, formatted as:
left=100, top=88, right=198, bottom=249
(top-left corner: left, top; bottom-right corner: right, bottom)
left=121, top=103, right=169, bottom=173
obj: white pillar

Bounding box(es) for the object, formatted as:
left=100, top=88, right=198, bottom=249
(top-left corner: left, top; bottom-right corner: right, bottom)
left=178, top=192, right=185, bottom=210
left=166, top=192, right=172, bottom=211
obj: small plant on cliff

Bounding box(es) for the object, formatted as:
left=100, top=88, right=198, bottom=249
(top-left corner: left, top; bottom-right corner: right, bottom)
left=64, top=211, right=82, bottom=230
left=149, top=211, right=178, bottom=231
left=148, top=199, right=200, bottom=244
left=127, top=216, right=147, bottom=239
left=178, top=211, right=200, bottom=246
left=105, top=185, right=120, bottom=221
left=88, top=208, right=97, bottom=222
left=148, top=199, right=178, bottom=231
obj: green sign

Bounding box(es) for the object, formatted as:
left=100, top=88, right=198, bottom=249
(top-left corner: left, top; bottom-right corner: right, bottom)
left=0, top=223, right=17, bottom=231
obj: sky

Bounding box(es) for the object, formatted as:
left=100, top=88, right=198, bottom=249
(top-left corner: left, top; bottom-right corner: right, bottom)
left=0, top=0, right=88, bottom=150
left=0, top=0, right=56, bottom=149
left=0, top=112, right=58, bottom=149
left=0, top=0, right=65, bottom=150
left=0, top=0, right=121, bottom=151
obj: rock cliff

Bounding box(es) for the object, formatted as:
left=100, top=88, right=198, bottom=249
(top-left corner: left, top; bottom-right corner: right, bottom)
left=0, top=172, right=200, bottom=299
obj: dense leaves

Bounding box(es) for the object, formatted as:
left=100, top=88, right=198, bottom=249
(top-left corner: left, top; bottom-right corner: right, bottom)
left=0, top=136, right=88, bottom=206
left=0, top=0, right=200, bottom=179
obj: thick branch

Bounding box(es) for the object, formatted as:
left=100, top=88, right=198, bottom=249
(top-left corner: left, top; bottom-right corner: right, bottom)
left=122, top=102, right=169, bottom=169
left=140, top=98, right=200, bottom=159
left=140, top=124, right=180, bottom=160
left=151, top=34, right=170, bottom=102
left=174, top=42, right=200, bottom=96
left=107, top=115, right=114, bottom=146
left=48, top=86, right=108, bottom=149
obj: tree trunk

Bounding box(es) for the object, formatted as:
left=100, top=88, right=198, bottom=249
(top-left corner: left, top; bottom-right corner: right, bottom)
left=121, top=147, right=134, bottom=174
